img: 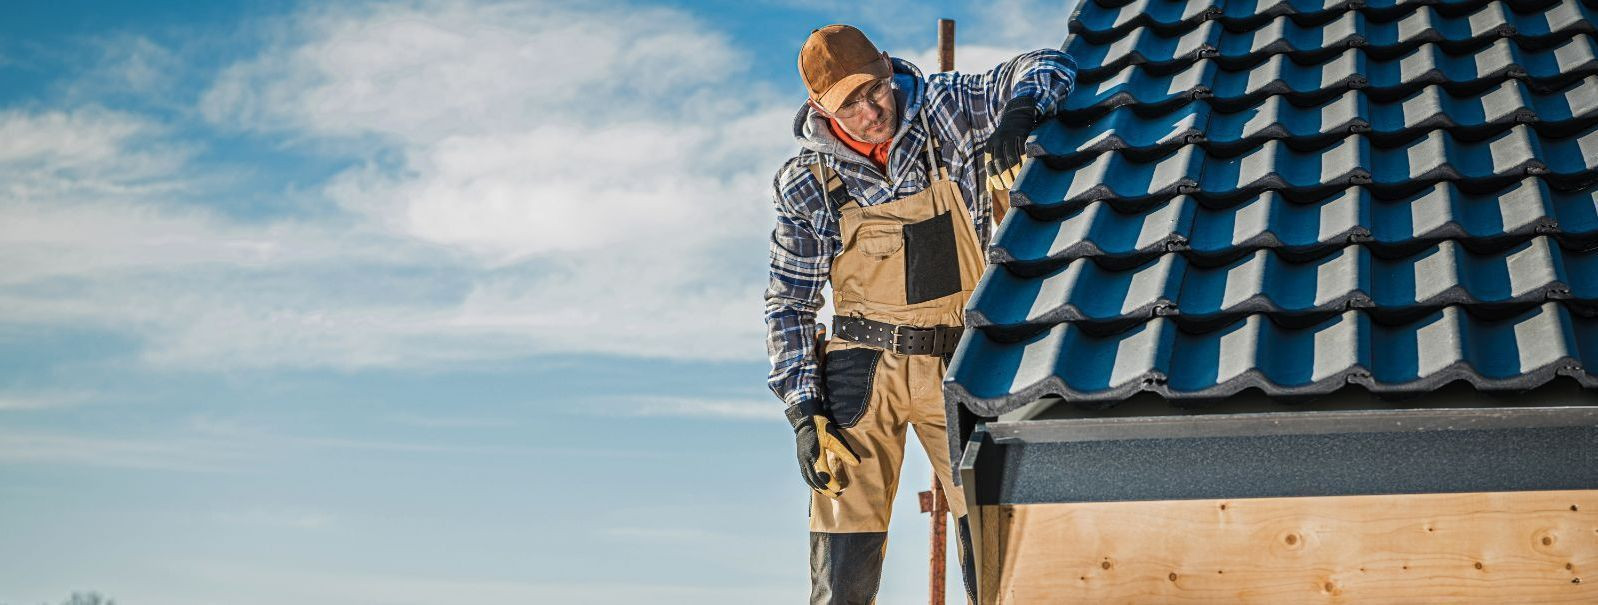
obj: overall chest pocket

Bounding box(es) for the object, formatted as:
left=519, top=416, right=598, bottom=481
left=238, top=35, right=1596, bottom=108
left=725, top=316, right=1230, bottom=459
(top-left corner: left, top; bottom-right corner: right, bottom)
left=854, top=224, right=903, bottom=258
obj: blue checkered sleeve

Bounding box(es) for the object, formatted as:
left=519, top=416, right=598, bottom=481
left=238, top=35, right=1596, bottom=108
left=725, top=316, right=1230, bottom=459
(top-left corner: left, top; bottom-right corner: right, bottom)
left=952, top=48, right=1079, bottom=144
left=764, top=159, right=834, bottom=411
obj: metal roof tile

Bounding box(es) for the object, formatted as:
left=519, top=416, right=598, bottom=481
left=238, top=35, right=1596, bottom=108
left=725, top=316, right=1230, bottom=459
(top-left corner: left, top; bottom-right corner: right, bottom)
left=993, top=179, right=1598, bottom=271
left=1069, top=0, right=1597, bottom=82
left=949, top=302, right=1598, bottom=412
left=1046, top=74, right=1598, bottom=167
left=970, top=234, right=1593, bottom=334
left=1017, top=124, right=1574, bottom=213
left=1216, top=0, right=1565, bottom=24
left=1072, top=37, right=1598, bottom=116
left=946, top=0, right=1598, bottom=412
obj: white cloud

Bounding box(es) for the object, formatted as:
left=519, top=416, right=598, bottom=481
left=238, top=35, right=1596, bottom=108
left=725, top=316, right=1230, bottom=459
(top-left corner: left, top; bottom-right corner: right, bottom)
left=891, top=0, right=1077, bottom=77
left=212, top=508, right=336, bottom=529
left=1, top=0, right=1083, bottom=371
left=0, top=430, right=233, bottom=472
left=585, top=395, right=780, bottom=421
left=2, top=0, right=795, bottom=369
left=156, top=559, right=791, bottom=605
left=0, top=390, right=95, bottom=411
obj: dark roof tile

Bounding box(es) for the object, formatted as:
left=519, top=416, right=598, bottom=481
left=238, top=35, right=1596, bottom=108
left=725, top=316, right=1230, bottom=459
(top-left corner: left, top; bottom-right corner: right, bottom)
left=969, top=235, right=1591, bottom=333
left=949, top=302, right=1598, bottom=412
left=946, top=0, right=1598, bottom=412
left=994, top=179, right=1598, bottom=273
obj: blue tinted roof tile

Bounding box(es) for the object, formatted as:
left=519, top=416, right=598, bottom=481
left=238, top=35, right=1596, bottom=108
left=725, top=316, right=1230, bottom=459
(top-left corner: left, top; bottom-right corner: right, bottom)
left=970, top=235, right=1594, bottom=333
left=946, top=0, right=1598, bottom=412
left=950, top=303, right=1598, bottom=411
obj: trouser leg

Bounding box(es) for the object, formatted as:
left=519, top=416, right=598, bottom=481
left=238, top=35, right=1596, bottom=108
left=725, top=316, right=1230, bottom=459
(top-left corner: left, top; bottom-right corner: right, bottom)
left=810, top=344, right=910, bottom=604
left=810, top=531, right=888, bottom=605
left=909, top=353, right=977, bottom=604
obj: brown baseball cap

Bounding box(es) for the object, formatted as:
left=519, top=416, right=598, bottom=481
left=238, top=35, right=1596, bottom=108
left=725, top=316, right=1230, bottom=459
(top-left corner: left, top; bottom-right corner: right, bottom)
left=798, top=25, right=891, bottom=113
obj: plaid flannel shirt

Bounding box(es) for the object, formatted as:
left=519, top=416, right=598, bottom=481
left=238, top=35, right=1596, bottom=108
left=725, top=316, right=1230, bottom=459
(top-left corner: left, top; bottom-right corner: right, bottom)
left=764, top=49, right=1078, bottom=414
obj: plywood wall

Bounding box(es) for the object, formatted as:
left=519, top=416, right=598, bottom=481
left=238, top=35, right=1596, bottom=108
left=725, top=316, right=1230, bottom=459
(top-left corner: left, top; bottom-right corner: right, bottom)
left=978, top=491, right=1598, bottom=604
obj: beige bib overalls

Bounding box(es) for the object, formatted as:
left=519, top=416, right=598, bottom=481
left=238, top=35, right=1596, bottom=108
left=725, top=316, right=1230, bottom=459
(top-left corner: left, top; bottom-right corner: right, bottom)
left=808, top=112, right=984, bottom=605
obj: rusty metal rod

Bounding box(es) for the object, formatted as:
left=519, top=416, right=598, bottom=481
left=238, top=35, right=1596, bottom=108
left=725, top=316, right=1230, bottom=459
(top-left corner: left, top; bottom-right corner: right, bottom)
left=931, top=21, right=956, bottom=603
left=938, top=19, right=956, bottom=72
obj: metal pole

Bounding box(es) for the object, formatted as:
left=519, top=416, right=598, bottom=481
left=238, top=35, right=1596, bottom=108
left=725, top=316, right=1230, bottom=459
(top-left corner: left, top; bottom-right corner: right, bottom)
left=919, top=476, right=951, bottom=604
left=928, top=23, right=956, bottom=604
left=938, top=19, right=956, bottom=73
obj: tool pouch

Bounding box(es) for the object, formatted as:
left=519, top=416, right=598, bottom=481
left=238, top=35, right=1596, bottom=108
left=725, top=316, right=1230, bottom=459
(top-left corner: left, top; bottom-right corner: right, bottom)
left=821, top=347, right=882, bottom=429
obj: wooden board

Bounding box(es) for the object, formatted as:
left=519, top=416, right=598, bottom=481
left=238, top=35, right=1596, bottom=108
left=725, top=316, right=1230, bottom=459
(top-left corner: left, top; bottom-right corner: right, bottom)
left=977, top=490, right=1598, bottom=604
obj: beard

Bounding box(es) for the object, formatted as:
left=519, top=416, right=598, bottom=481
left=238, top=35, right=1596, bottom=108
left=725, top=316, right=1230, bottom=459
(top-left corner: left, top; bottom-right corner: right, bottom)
left=852, top=113, right=894, bottom=144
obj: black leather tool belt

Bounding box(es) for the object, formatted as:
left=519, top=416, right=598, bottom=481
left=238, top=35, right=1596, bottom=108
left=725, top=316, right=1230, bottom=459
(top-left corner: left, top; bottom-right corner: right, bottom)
left=832, top=316, right=963, bottom=356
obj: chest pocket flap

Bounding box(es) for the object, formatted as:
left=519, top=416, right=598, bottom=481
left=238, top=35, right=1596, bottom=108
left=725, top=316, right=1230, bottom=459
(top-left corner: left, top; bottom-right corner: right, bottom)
left=854, top=224, right=903, bottom=258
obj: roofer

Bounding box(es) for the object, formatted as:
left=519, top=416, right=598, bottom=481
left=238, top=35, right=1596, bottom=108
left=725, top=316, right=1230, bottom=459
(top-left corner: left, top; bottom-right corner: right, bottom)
left=764, top=24, right=1077, bottom=603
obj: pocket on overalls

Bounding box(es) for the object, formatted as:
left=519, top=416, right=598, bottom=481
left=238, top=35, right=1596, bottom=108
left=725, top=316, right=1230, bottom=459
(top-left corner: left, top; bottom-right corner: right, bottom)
left=903, top=210, right=962, bottom=304
left=855, top=224, right=903, bottom=258
left=822, top=347, right=884, bottom=429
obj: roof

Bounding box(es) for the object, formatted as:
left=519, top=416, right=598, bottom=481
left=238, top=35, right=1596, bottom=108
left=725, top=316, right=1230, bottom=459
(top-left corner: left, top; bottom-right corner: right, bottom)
left=944, top=0, right=1598, bottom=416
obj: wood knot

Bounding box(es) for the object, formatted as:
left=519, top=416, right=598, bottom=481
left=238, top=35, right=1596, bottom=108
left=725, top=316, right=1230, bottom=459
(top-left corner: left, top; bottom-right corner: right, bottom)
left=1543, top=536, right=1554, bottom=546
left=1101, top=560, right=1112, bottom=570
left=1568, top=563, right=1575, bottom=570
left=1323, top=581, right=1336, bottom=593
left=1474, top=562, right=1484, bottom=570
left=1284, top=533, right=1299, bottom=546
left=1572, top=505, right=1580, bottom=511
left=1168, top=572, right=1178, bottom=582
left=1219, top=503, right=1228, bottom=511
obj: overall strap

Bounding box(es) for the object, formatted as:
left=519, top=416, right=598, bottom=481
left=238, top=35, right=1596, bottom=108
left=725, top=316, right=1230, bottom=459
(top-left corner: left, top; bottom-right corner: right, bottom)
left=807, top=161, right=849, bottom=209
left=918, top=111, right=948, bottom=182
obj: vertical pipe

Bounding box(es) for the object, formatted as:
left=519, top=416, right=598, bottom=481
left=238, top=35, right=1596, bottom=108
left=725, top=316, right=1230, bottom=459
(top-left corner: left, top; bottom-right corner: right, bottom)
left=933, top=21, right=955, bottom=602
left=930, top=475, right=949, bottom=604
left=937, top=19, right=956, bottom=72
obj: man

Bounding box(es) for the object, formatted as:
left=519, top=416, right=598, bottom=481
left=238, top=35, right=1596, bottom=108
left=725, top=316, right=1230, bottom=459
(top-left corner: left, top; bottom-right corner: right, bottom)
left=764, top=24, right=1077, bottom=603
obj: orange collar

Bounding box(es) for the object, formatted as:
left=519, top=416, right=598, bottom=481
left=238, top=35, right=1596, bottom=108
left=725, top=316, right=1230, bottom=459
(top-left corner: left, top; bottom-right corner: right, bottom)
left=828, top=118, right=891, bottom=173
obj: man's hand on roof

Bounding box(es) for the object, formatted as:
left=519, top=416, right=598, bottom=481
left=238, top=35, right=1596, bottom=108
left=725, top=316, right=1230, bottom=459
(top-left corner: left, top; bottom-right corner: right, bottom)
left=985, top=95, right=1040, bottom=177
left=790, top=400, right=861, bottom=499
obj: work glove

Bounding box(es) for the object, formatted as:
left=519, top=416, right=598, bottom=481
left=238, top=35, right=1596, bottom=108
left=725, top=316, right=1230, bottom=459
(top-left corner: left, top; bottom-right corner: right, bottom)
left=790, top=400, right=861, bottom=499
left=985, top=95, right=1041, bottom=177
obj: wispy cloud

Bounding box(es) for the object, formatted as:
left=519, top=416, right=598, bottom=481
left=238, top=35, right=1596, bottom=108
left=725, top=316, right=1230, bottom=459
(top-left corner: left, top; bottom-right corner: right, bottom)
left=2, top=0, right=795, bottom=372
left=584, top=395, right=780, bottom=421
left=383, top=412, right=516, bottom=429
left=599, top=525, right=729, bottom=542
left=0, top=430, right=234, bottom=472
left=164, top=559, right=791, bottom=605
left=0, top=389, right=95, bottom=411
left=212, top=507, right=336, bottom=529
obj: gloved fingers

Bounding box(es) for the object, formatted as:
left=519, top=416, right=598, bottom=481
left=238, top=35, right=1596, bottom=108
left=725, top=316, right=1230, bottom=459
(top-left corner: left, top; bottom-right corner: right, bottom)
left=802, top=459, right=828, bottom=489
left=1001, top=138, right=1025, bottom=171
left=811, top=455, right=846, bottom=499
left=986, top=143, right=1021, bottom=177
left=815, top=417, right=861, bottom=466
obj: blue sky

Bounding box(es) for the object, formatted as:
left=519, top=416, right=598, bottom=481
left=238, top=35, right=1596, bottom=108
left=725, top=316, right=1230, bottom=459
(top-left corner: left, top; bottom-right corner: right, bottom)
left=0, top=1, right=1072, bottom=602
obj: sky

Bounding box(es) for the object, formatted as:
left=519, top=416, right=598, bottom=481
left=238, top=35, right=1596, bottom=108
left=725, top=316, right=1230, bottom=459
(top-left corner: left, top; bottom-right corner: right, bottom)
left=0, top=1, right=1074, bottom=603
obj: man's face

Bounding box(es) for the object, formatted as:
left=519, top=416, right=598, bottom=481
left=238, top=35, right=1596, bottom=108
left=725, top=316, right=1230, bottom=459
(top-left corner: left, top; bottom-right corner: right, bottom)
left=826, top=77, right=896, bottom=145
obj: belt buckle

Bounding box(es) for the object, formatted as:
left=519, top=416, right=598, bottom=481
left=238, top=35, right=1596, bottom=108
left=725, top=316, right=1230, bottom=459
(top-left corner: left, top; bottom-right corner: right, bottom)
left=890, top=324, right=909, bottom=353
